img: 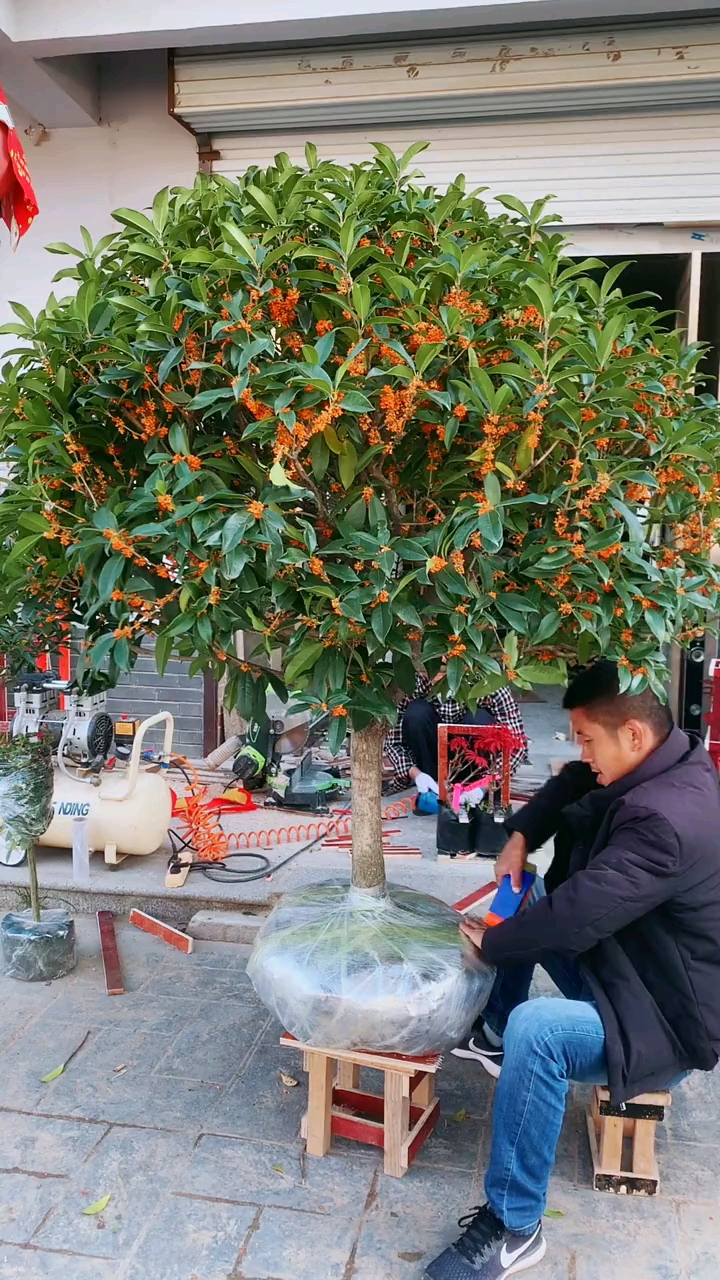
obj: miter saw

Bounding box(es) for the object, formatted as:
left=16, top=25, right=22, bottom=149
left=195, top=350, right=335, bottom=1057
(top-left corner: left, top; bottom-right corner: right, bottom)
left=206, top=700, right=346, bottom=812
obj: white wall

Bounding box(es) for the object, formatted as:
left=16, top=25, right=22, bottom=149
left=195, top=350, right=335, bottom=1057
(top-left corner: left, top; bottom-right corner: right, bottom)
left=0, top=50, right=196, bottom=343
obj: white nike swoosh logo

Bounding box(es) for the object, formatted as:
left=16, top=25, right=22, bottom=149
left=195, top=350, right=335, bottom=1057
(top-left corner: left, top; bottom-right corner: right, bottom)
left=500, top=1230, right=537, bottom=1268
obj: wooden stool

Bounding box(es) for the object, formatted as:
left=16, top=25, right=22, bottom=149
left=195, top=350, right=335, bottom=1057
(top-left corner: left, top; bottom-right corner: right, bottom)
left=280, top=1034, right=441, bottom=1177
left=586, top=1086, right=671, bottom=1196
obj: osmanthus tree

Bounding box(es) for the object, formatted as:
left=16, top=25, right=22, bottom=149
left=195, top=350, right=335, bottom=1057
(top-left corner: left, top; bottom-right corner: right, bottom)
left=1, top=143, right=719, bottom=895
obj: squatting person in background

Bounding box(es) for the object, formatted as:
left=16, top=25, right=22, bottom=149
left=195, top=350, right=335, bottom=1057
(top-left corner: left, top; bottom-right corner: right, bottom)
left=385, top=670, right=528, bottom=800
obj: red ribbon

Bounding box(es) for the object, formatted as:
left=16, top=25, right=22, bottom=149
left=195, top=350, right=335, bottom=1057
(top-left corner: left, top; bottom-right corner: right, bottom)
left=0, top=87, right=39, bottom=246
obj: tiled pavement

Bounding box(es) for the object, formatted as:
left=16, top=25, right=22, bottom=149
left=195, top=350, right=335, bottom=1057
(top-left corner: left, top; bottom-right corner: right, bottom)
left=0, top=918, right=718, bottom=1280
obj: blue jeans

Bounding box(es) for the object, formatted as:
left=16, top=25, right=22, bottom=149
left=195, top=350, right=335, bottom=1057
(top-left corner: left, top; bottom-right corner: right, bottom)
left=483, top=953, right=607, bottom=1234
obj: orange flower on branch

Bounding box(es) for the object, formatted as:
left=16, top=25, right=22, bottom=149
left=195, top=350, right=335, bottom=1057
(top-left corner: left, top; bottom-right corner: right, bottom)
left=248, top=500, right=265, bottom=519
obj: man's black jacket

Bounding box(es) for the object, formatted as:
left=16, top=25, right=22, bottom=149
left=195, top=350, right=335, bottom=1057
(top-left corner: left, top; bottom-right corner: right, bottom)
left=481, top=727, right=720, bottom=1103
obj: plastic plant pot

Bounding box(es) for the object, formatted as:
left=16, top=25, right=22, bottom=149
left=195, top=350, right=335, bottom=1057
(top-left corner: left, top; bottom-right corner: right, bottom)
left=1, top=908, right=77, bottom=982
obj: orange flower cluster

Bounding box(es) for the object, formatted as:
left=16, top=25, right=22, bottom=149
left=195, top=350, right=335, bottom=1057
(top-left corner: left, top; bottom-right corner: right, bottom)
left=269, top=287, right=300, bottom=328
left=442, top=288, right=490, bottom=322
left=182, top=333, right=203, bottom=388
left=427, top=556, right=447, bottom=574
left=240, top=387, right=273, bottom=421
left=248, top=500, right=265, bottom=519
left=157, top=494, right=174, bottom=513
left=316, top=319, right=334, bottom=336
left=407, top=321, right=445, bottom=353
left=379, top=380, right=421, bottom=441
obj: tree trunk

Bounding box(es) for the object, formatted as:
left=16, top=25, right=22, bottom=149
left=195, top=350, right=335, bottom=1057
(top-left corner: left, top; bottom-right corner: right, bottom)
left=350, top=721, right=387, bottom=895
left=27, top=845, right=41, bottom=923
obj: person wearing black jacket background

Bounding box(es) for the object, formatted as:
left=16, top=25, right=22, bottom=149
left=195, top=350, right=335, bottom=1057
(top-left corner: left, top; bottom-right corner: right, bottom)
left=425, top=661, right=720, bottom=1280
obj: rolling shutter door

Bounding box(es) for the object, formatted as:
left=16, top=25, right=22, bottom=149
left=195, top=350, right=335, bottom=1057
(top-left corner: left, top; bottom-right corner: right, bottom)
left=173, top=21, right=720, bottom=226
left=208, top=111, right=720, bottom=226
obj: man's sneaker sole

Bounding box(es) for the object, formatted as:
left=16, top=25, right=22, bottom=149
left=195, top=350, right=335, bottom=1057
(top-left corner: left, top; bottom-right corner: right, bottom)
left=504, top=1234, right=547, bottom=1275
left=451, top=1037, right=503, bottom=1079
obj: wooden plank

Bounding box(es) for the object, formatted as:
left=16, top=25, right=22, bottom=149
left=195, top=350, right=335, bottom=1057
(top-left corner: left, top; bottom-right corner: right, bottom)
left=383, top=1070, right=411, bottom=1177
left=280, top=1034, right=441, bottom=1075
left=336, top=1060, right=361, bottom=1089
left=598, top=1115, right=624, bottom=1172
left=452, top=883, right=497, bottom=915
left=96, top=910, right=124, bottom=996
left=406, top=1098, right=441, bottom=1168
left=631, top=1119, right=658, bottom=1179
left=411, top=1071, right=435, bottom=1108
left=595, top=1088, right=671, bottom=1107
left=332, top=1111, right=385, bottom=1149
left=305, top=1051, right=334, bottom=1157
left=128, top=909, right=194, bottom=954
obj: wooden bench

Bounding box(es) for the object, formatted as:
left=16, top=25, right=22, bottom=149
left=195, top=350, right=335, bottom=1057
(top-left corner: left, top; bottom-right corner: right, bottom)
left=280, top=1034, right=441, bottom=1177
left=586, top=1086, right=671, bottom=1196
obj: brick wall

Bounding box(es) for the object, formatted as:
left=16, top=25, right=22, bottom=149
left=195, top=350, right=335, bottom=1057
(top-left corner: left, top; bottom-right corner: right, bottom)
left=107, top=645, right=205, bottom=761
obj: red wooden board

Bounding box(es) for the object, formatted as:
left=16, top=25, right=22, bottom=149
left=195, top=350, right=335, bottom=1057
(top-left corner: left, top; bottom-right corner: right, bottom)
left=96, top=910, right=125, bottom=996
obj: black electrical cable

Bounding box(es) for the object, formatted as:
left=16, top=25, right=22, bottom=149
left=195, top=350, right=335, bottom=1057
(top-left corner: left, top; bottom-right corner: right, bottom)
left=166, top=826, right=325, bottom=883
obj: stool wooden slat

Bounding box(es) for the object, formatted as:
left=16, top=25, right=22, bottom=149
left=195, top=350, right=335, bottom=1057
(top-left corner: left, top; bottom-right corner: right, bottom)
left=281, top=1033, right=441, bottom=1177
left=587, top=1086, right=671, bottom=1196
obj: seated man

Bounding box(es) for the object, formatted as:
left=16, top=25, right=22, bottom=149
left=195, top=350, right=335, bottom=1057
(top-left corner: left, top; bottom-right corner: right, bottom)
left=426, top=660, right=720, bottom=1280
left=385, top=671, right=528, bottom=797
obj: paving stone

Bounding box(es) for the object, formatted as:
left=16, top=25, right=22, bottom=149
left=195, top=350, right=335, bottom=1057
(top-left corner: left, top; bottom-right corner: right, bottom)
left=205, top=1041, right=308, bottom=1144
left=655, top=1131, right=720, bottom=1202
left=0, top=1111, right=106, bottom=1176
left=533, top=1183, right=683, bottom=1280
left=153, top=1002, right=270, bottom=1085
left=413, top=1111, right=485, bottom=1172
left=431, top=1053, right=494, bottom=1115
left=352, top=1165, right=476, bottom=1280
left=0, top=1245, right=118, bottom=1279
left=0, top=1172, right=60, bottom=1244
left=675, top=1201, right=720, bottom=1280
left=142, top=961, right=254, bottom=1002
left=188, top=1134, right=377, bottom=1214
left=180, top=939, right=255, bottom=972
left=667, top=1071, right=720, bottom=1144
left=124, top=1192, right=256, bottom=1280
left=0, top=1018, right=99, bottom=1111
left=33, top=1126, right=196, bottom=1259
left=34, top=1066, right=223, bottom=1132
left=240, top=1205, right=361, bottom=1280
left=36, top=990, right=207, bottom=1037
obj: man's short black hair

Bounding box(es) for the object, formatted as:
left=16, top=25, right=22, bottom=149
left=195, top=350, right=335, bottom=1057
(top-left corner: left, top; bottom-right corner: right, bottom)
left=562, top=660, right=673, bottom=739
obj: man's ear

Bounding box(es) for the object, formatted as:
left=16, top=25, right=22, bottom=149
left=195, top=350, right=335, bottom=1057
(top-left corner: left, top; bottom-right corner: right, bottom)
left=625, top=718, right=647, bottom=751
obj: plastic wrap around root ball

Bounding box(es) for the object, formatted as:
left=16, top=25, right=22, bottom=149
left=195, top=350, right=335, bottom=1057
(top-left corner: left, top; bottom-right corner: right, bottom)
left=0, top=739, right=54, bottom=865
left=247, top=880, right=496, bottom=1054
left=1, top=909, right=77, bottom=982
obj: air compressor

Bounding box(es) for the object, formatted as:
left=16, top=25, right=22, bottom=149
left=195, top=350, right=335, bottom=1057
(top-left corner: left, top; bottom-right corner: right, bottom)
left=0, top=676, right=174, bottom=867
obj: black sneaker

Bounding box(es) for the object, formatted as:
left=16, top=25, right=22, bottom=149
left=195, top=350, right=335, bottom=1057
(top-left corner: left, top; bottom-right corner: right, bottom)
left=451, top=1028, right=505, bottom=1078
left=424, top=1204, right=546, bottom=1280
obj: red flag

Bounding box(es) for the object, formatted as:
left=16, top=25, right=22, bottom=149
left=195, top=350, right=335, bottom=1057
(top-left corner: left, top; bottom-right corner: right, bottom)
left=0, top=87, right=39, bottom=247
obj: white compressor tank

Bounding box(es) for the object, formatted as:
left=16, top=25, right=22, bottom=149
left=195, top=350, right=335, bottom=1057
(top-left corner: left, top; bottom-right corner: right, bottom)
left=38, top=711, right=174, bottom=865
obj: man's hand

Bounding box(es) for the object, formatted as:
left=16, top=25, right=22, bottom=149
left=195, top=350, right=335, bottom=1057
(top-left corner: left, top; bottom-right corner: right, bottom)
left=494, top=830, right=527, bottom=892
left=460, top=917, right=488, bottom=956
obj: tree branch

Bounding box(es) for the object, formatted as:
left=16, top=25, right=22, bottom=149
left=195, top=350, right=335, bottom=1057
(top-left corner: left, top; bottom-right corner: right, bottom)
left=369, top=463, right=403, bottom=536
left=291, top=455, right=331, bottom=521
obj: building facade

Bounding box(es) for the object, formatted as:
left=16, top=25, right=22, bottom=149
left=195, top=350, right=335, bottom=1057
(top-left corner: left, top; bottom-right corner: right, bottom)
left=2, top=0, right=719, bottom=743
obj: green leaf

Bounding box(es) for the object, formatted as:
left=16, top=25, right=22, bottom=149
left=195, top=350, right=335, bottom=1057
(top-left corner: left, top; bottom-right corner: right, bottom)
left=112, top=207, right=159, bottom=239
left=516, top=662, right=567, bottom=686
left=394, top=602, right=422, bottom=628
left=644, top=609, right=667, bottom=644
left=222, top=222, right=258, bottom=262
left=154, top=632, right=173, bottom=676
left=339, top=391, right=374, bottom=413
left=371, top=602, right=392, bottom=643
left=484, top=472, right=502, bottom=508
left=246, top=184, right=280, bottom=224
left=41, top=1063, right=66, bottom=1083
left=83, top=1194, right=111, bottom=1217
left=157, top=346, right=184, bottom=385
left=328, top=713, right=347, bottom=755
left=98, top=556, right=124, bottom=602
left=338, top=441, right=358, bottom=490
left=611, top=499, right=645, bottom=546
left=285, top=641, right=324, bottom=684
left=543, top=1209, right=565, bottom=1220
